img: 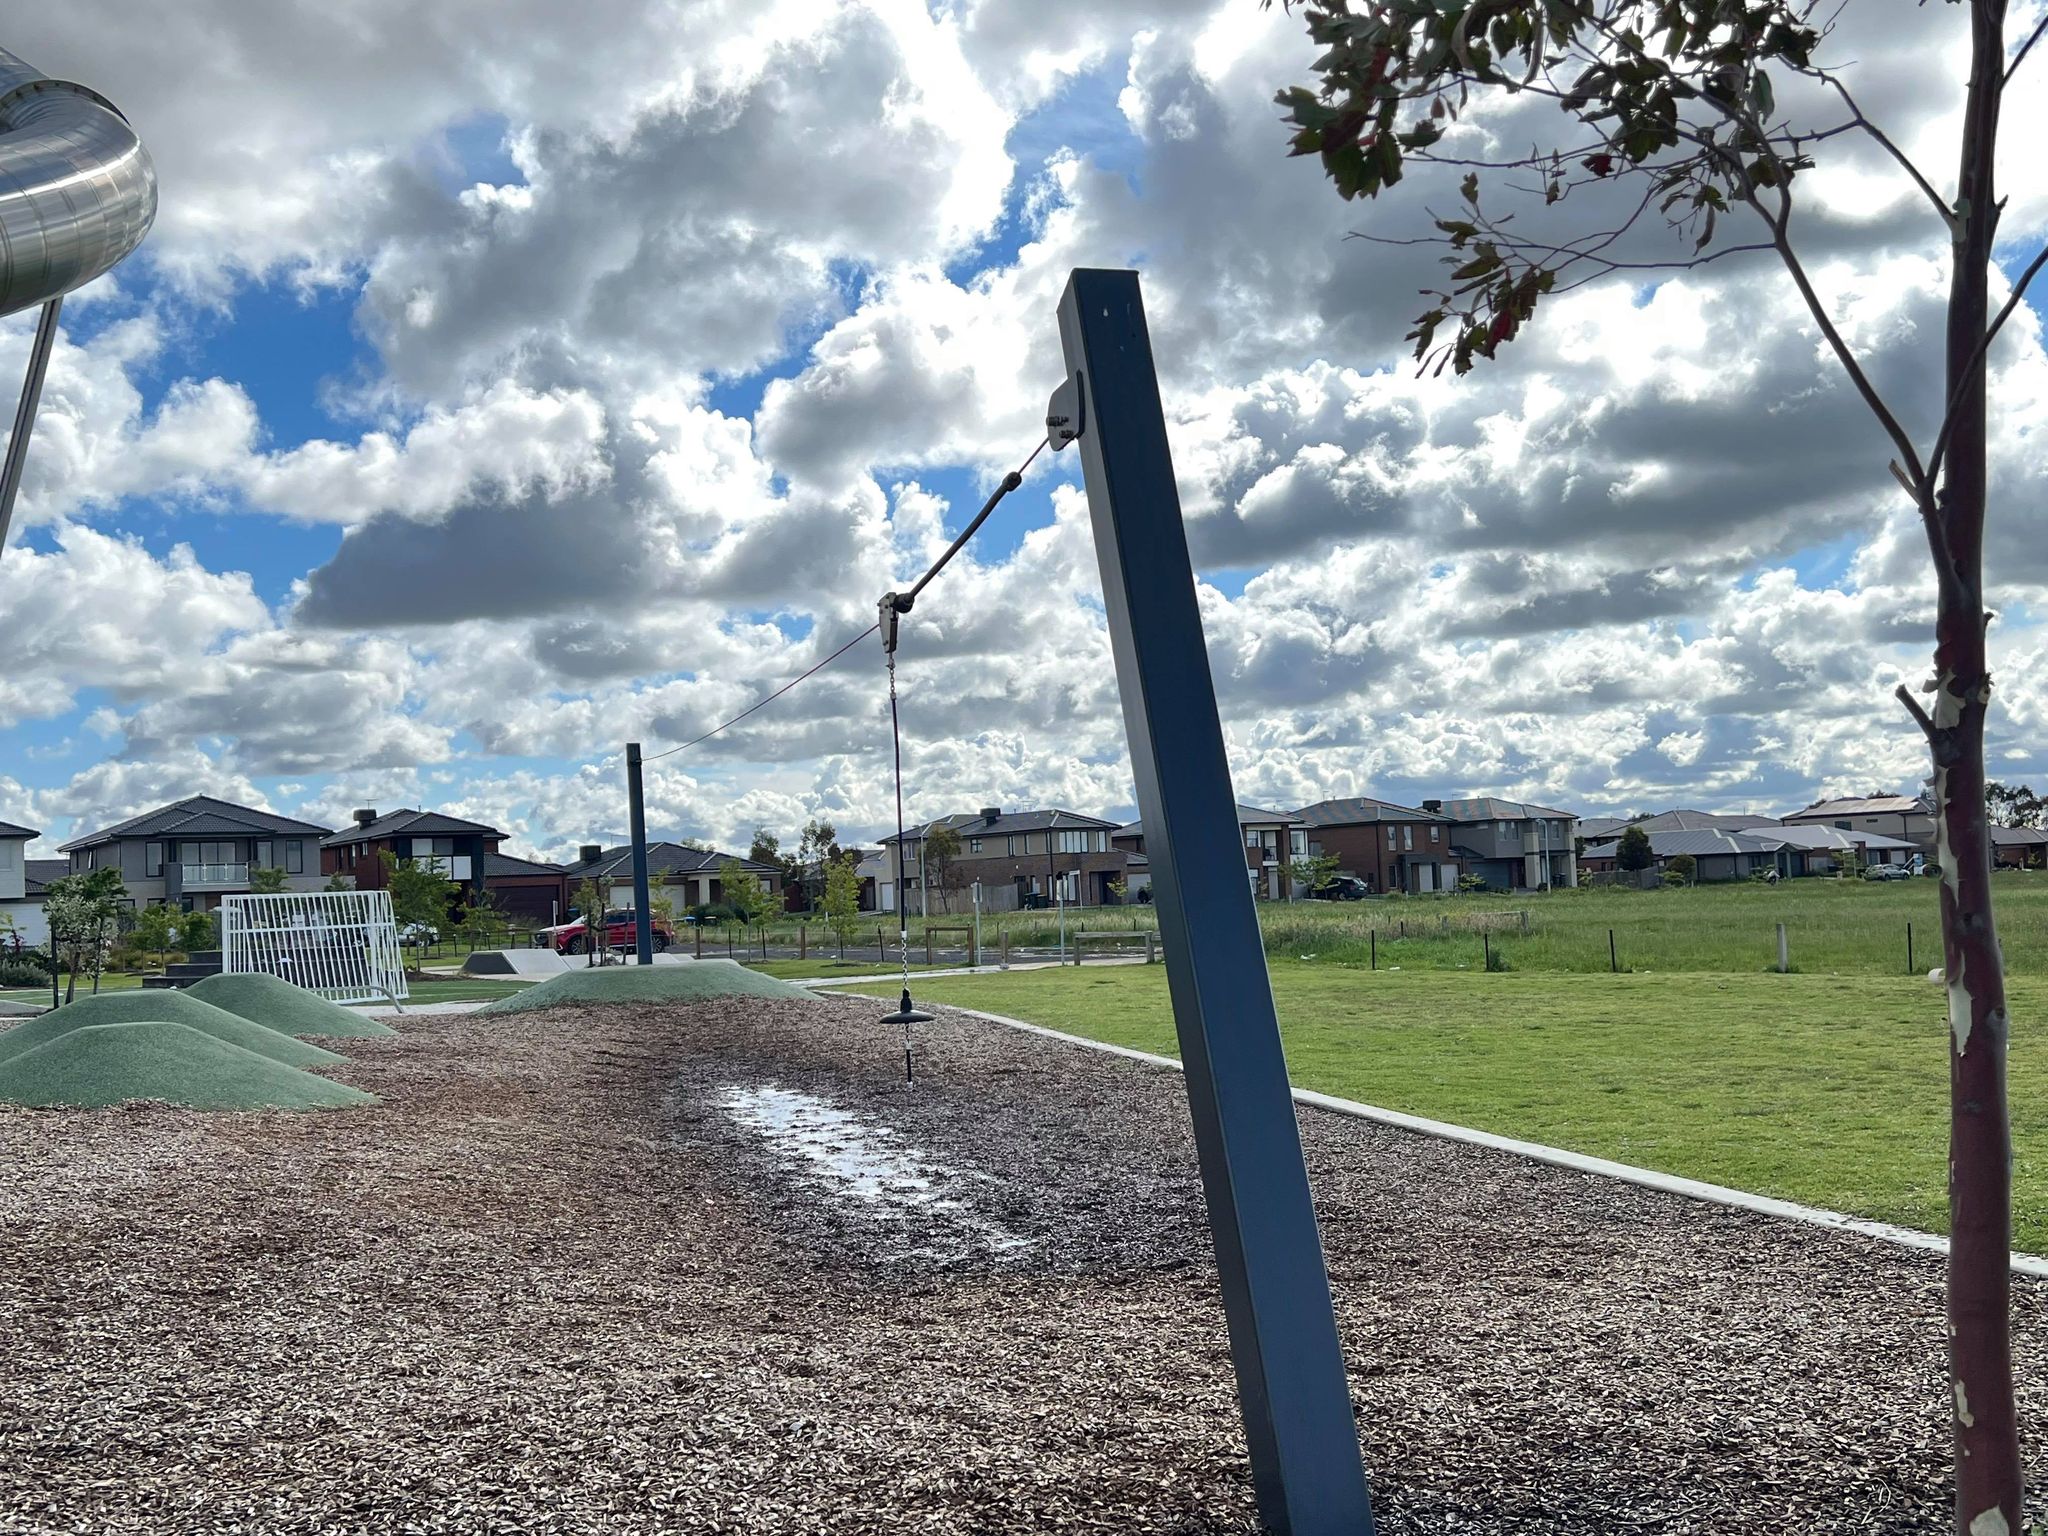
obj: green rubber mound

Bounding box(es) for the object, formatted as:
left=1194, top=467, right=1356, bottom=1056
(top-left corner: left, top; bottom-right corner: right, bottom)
left=0, top=1022, right=373, bottom=1110
left=4, top=991, right=346, bottom=1071
left=189, top=972, right=397, bottom=1038
left=474, top=959, right=813, bottom=1016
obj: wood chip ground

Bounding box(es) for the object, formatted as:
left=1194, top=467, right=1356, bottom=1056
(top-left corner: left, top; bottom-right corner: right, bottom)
left=0, top=995, right=2037, bottom=1532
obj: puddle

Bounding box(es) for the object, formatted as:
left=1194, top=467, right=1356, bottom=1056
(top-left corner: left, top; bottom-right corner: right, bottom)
left=720, top=1085, right=1032, bottom=1262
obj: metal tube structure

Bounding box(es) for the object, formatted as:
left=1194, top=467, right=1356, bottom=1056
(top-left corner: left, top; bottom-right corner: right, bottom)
left=626, top=742, right=654, bottom=966
left=1055, top=268, right=1374, bottom=1534
left=0, top=45, right=158, bottom=565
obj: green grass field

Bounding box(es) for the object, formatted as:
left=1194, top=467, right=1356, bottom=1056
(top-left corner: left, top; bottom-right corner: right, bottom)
left=835, top=962, right=2048, bottom=1254
left=766, top=871, right=2048, bottom=975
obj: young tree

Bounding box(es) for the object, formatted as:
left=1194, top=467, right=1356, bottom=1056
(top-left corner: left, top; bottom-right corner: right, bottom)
left=457, top=890, right=507, bottom=952
left=796, top=817, right=842, bottom=909
left=1275, top=3, right=2032, bottom=1520
left=923, top=824, right=963, bottom=913
left=379, top=850, right=456, bottom=966
left=1665, top=853, right=1699, bottom=886
left=323, top=871, right=352, bottom=892
left=248, top=866, right=289, bottom=894
left=572, top=876, right=607, bottom=966
left=44, top=869, right=126, bottom=1001
left=822, top=854, right=862, bottom=946
left=1107, top=875, right=1130, bottom=906
left=717, top=857, right=772, bottom=926
left=1282, top=851, right=1342, bottom=896
left=1615, top=826, right=1655, bottom=873
left=132, top=903, right=180, bottom=972
left=177, top=908, right=216, bottom=954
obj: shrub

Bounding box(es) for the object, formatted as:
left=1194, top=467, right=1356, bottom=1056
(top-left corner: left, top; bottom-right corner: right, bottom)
left=0, top=956, right=50, bottom=986
left=1483, top=944, right=1510, bottom=972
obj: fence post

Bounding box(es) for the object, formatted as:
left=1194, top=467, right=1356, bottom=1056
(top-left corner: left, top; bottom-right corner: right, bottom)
left=1001, top=927, right=1010, bottom=969
left=878, top=925, right=886, bottom=962
left=760, top=927, right=768, bottom=960
left=1907, top=921, right=1914, bottom=974
left=799, top=923, right=806, bottom=960
left=1520, top=909, right=1529, bottom=935
left=1146, top=930, right=1156, bottom=964
left=926, top=929, right=934, bottom=965
left=1609, top=929, right=1618, bottom=973
left=1370, top=930, right=1376, bottom=970
left=1776, top=922, right=1789, bottom=974
left=1483, top=932, right=1491, bottom=970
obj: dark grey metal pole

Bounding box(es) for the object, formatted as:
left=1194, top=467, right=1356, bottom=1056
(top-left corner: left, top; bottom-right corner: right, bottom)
left=0, top=297, right=62, bottom=565
left=626, top=742, right=654, bottom=966
left=1055, top=268, right=1373, bottom=1535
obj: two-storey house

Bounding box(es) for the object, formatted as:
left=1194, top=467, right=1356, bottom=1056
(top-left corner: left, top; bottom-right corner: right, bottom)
left=880, top=807, right=1124, bottom=913
left=1780, top=794, right=1936, bottom=854
left=58, top=796, right=333, bottom=912
left=1293, top=797, right=1460, bottom=893
left=0, top=819, right=39, bottom=945
left=1429, top=797, right=1578, bottom=890
left=1117, top=803, right=1308, bottom=899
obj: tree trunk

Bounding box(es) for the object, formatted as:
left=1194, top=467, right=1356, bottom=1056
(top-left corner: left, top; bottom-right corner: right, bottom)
left=1932, top=4, right=2022, bottom=1528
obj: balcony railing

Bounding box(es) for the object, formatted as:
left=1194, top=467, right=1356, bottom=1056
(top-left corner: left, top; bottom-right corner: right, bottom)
left=180, top=863, right=248, bottom=889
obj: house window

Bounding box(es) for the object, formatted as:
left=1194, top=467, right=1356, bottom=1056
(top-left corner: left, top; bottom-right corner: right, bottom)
left=254, top=840, right=274, bottom=869
left=969, top=838, right=982, bottom=854
left=144, top=842, right=163, bottom=878
left=1058, top=829, right=1091, bottom=854
left=1499, top=820, right=1512, bottom=835
left=1289, top=830, right=1306, bottom=856
left=1387, top=827, right=1396, bottom=848
left=1403, top=826, right=1413, bottom=850
left=1245, top=828, right=1260, bottom=848
left=285, top=840, right=304, bottom=874
left=1006, top=835, right=1019, bottom=856
left=1429, top=827, right=1440, bottom=843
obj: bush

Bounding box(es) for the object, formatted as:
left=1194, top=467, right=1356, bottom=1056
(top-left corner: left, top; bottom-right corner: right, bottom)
left=1660, top=868, right=1689, bottom=887
left=0, top=956, right=50, bottom=986
left=1455, top=873, right=1490, bottom=893
left=1483, top=944, right=1511, bottom=972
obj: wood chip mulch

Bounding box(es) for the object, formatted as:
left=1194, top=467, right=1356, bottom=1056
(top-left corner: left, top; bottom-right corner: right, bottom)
left=0, top=994, right=2036, bottom=1533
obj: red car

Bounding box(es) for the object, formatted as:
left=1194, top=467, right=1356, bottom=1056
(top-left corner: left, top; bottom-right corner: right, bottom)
left=534, top=908, right=675, bottom=955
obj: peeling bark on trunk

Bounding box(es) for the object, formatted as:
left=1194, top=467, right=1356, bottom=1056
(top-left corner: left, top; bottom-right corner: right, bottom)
left=1933, top=4, right=2022, bottom=1529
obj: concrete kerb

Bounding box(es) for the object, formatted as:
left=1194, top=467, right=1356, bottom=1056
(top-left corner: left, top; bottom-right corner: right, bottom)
left=842, top=993, right=2048, bottom=1283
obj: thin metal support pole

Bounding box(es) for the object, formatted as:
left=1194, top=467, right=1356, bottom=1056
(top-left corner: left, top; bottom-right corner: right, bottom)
left=0, top=298, right=62, bottom=565
left=1055, top=267, right=1373, bottom=1535
left=626, top=743, right=654, bottom=966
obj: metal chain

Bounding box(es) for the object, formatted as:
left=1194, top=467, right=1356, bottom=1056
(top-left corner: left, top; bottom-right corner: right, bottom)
left=886, top=643, right=914, bottom=1081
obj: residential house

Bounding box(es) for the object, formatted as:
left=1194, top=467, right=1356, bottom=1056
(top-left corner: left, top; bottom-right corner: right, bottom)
left=59, top=796, right=332, bottom=912
left=1292, top=797, right=1459, bottom=894
left=1580, top=823, right=1918, bottom=881
left=9, top=859, right=65, bottom=947
left=481, top=852, right=574, bottom=927
left=1992, top=826, right=2048, bottom=869
left=1114, top=803, right=1309, bottom=900
left=559, top=842, right=782, bottom=916
left=1429, top=798, right=1578, bottom=890
left=880, top=807, right=1124, bottom=913
left=1782, top=794, right=1935, bottom=853
left=1578, top=808, right=1783, bottom=842
left=0, top=820, right=39, bottom=946
left=321, top=807, right=500, bottom=904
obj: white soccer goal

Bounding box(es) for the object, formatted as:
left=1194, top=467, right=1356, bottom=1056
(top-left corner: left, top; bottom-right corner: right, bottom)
left=219, top=890, right=408, bottom=1006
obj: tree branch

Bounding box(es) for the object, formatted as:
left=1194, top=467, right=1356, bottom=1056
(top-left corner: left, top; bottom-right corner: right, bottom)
left=1812, top=72, right=1955, bottom=228
left=2006, top=8, right=2048, bottom=81
left=1896, top=682, right=1938, bottom=740
left=1926, top=237, right=2048, bottom=492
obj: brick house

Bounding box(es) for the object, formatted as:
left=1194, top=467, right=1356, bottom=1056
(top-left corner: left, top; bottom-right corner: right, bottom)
left=1117, top=803, right=1308, bottom=900
left=1293, top=797, right=1461, bottom=893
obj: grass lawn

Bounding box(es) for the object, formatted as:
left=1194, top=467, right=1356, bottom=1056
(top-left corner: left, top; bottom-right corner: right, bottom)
left=834, top=962, right=2048, bottom=1254
left=742, top=959, right=953, bottom=980
left=1, top=973, right=145, bottom=1005
left=401, top=978, right=528, bottom=1005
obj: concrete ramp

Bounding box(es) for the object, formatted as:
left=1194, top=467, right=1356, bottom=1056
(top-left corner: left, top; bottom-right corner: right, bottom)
left=462, top=950, right=574, bottom=978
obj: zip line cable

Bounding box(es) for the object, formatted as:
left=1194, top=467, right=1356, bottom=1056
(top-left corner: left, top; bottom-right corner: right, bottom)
left=638, top=433, right=1050, bottom=765
left=640, top=622, right=880, bottom=763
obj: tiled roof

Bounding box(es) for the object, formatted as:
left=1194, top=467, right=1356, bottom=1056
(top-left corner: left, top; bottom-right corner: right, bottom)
left=1433, top=797, right=1576, bottom=822
left=1118, top=802, right=1307, bottom=841
left=322, top=808, right=506, bottom=848
left=1769, top=825, right=1917, bottom=852
left=1583, top=828, right=1783, bottom=859
left=22, top=859, right=66, bottom=896
left=61, top=795, right=332, bottom=852
left=484, top=852, right=566, bottom=877
left=1784, top=795, right=1930, bottom=819
left=1294, top=796, right=1448, bottom=827
left=1579, top=809, right=1780, bottom=839
left=560, top=842, right=779, bottom=881
left=0, top=819, right=38, bottom=840
left=880, top=807, right=1120, bottom=845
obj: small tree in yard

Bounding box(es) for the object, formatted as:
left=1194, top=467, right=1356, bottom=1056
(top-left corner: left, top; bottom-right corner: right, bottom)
left=177, top=908, right=216, bottom=954
left=1107, top=875, right=1130, bottom=906
left=717, top=858, right=772, bottom=927
left=1615, top=826, right=1655, bottom=873
left=44, top=868, right=125, bottom=1002
left=573, top=876, right=607, bottom=966
left=1276, top=1, right=2034, bottom=1518
left=248, top=866, right=289, bottom=894
left=1282, top=851, right=1341, bottom=896
left=923, top=824, right=962, bottom=913
left=822, top=855, right=862, bottom=946
left=380, top=850, right=456, bottom=968
left=1666, top=853, right=1698, bottom=886
left=132, top=903, right=180, bottom=972
left=796, top=817, right=842, bottom=910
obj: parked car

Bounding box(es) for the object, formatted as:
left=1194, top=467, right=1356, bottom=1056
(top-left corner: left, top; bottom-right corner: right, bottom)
left=1863, top=863, right=1915, bottom=881
left=1307, top=875, right=1370, bottom=901
left=399, top=920, right=439, bottom=945
left=533, top=908, right=676, bottom=954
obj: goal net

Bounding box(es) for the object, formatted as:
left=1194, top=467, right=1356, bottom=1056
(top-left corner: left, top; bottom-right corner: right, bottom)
left=219, top=889, right=408, bottom=1005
